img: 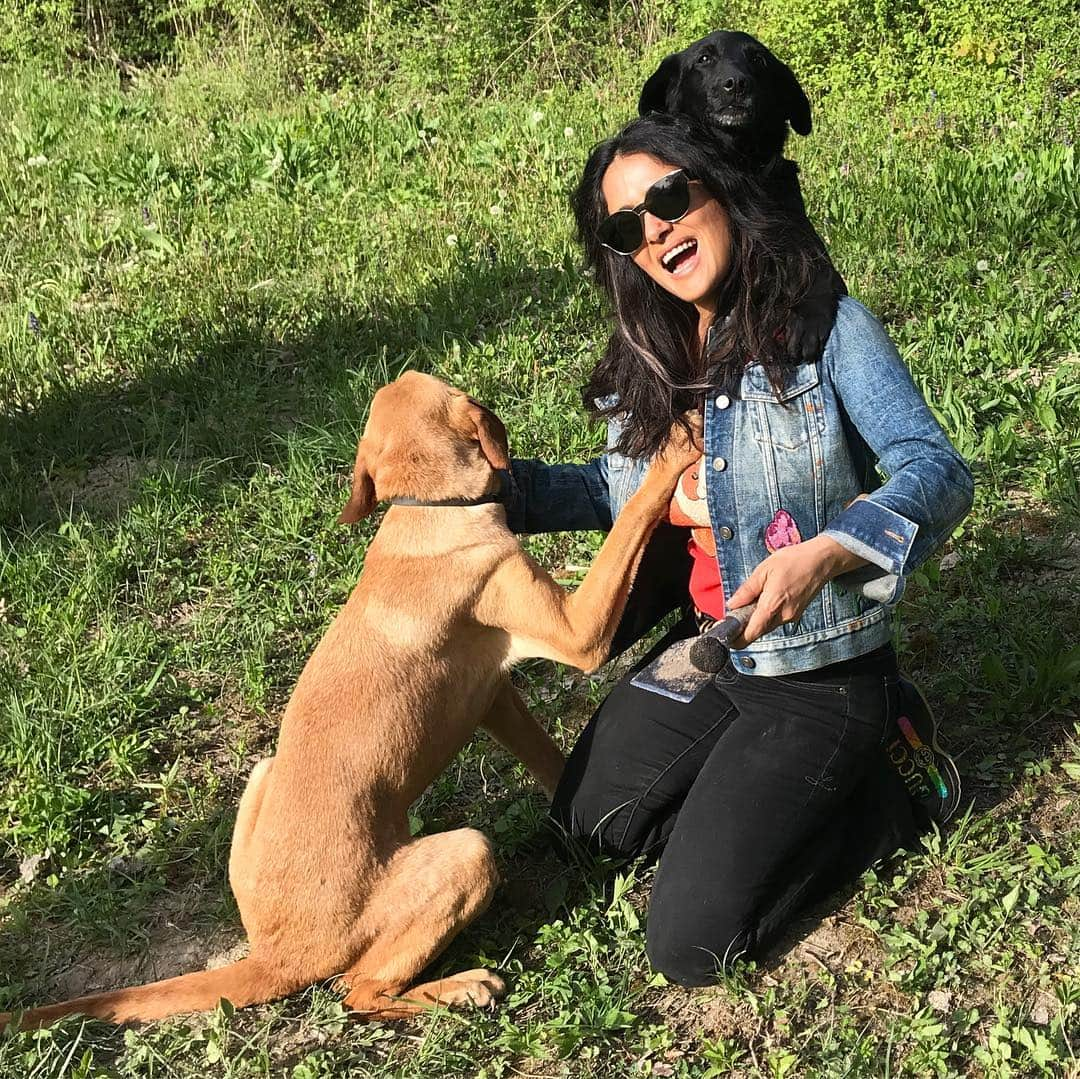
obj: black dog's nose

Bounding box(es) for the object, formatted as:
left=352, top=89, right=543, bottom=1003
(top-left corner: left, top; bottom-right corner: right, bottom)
left=722, top=75, right=746, bottom=96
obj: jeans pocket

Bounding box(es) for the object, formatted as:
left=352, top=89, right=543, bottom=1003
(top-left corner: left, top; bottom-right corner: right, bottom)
left=844, top=674, right=894, bottom=748
left=877, top=676, right=902, bottom=747
left=773, top=671, right=851, bottom=696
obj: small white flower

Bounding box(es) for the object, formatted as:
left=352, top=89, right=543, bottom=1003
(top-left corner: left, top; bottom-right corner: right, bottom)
left=564, top=126, right=575, bottom=139
left=26, top=154, right=48, bottom=167
left=446, top=234, right=458, bottom=247
left=976, top=258, right=990, bottom=272
left=530, top=109, right=544, bottom=124
left=489, top=204, right=503, bottom=217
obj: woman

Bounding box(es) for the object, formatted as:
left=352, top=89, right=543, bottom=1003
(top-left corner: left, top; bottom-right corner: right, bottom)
left=506, top=114, right=973, bottom=985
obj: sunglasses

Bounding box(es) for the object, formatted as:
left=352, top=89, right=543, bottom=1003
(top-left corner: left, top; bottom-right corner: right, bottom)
left=597, top=169, right=695, bottom=255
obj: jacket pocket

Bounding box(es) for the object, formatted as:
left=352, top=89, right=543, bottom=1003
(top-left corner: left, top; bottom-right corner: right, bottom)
left=745, top=363, right=824, bottom=452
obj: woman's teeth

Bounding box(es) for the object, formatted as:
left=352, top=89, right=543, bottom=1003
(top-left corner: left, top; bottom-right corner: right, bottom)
left=661, top=239, right=698, bottom=274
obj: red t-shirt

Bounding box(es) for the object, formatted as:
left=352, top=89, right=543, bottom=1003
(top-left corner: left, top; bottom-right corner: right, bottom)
left=667, top=457, right=725, bottom=620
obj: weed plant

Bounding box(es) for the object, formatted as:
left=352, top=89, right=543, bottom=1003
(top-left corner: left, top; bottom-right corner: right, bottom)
left=0, top=0, right=1078, bottom=1074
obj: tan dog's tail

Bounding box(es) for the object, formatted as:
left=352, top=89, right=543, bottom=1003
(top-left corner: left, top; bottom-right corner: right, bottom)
left=1, top=956, right=296, bottom=1031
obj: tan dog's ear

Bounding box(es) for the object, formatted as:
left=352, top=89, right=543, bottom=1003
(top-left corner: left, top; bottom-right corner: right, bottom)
left=463, top=397, right=510, bottom=471
left=339, top=440, right=377, bottom=524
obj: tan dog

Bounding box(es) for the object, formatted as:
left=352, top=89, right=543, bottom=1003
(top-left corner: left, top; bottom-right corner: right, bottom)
left=1, top=372, right=698, bottom=1030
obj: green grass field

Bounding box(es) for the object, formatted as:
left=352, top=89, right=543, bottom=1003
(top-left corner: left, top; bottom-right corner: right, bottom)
left=1, top=0, right=1079, bottom=1074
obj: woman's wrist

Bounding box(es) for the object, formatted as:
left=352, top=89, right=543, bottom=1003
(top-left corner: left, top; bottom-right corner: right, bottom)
left=804, top=534, right=868, bottom=581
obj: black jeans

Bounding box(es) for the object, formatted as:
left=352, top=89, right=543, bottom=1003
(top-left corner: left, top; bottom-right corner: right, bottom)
left=550, top=621, right=922, bottom=986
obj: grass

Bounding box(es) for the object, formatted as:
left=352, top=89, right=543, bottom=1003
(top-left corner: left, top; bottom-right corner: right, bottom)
left=1, top=0, right=1079, bottom=1074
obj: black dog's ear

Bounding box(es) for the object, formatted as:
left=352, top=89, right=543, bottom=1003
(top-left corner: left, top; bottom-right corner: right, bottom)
left=639, top=53, right=683, bottom=115
left=775, top=56, right=812, bottom=135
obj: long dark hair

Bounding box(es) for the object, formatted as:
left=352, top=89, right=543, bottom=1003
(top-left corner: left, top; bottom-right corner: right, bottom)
left=574, top=113, right=824, bottom=459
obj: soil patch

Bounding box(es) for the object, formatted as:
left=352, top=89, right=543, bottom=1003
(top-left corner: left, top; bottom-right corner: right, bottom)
left=40, top=454, right=161, bottom=518
left=47, top=899, right=246, bottom=1003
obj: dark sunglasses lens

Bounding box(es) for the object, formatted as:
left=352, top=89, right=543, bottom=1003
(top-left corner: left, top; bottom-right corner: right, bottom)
left=598, top=172, right=690, bottom=253
left=599, top=210, right=644, bottom=254
left=647, top=172, right=690, bottom=220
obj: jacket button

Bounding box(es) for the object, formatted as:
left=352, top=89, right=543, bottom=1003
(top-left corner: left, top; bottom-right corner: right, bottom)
left=712, top=456, right=727, bottom=471
left=739, top=656, right=756, bottom=669
left=718, top=526, right=734, bottom=540
left=715, top=394, right=731, bottom=410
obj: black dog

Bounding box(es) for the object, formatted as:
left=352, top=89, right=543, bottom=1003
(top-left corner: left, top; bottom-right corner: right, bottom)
left=639, top=30, right=846, bottom=363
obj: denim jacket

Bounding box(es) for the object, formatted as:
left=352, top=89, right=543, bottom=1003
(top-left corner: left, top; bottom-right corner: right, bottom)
left=506, top=298, right=974, bottom=676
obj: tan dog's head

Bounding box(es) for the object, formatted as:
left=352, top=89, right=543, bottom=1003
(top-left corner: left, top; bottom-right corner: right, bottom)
left=339, top=371, right=510, bottom=524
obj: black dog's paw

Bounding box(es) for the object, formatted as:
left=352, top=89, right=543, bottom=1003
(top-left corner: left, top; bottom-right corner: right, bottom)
left=785, top=265, right=847, bottom=363
left=786, top=295, right=838, bottom=364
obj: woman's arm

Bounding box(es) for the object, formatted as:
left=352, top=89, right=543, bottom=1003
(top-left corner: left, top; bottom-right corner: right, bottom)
left=505, top=457, right=614, bottom=535
left=729, top=298, right=974, bottom=645
left=818, top=298, right=974, bottom=588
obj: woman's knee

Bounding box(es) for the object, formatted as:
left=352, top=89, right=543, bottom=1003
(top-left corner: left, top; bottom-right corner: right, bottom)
left=549, top=738, right=663, bottom=859
left=547, top=794, right=646, bottom=861
left=645, top=911, right=753, bottom=986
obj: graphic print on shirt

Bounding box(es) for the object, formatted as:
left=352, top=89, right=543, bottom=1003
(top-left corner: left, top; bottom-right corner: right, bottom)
left=667, top=456, right=726, bottom=621
left=667, top=456, right=715, bottom=555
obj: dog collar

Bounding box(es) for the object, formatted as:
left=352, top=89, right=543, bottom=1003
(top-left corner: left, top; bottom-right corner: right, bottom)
left=388, top=469, right=512, bottom=508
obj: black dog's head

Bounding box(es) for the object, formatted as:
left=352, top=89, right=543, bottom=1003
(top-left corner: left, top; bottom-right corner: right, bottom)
left=638, top=31, right=811, bottom=160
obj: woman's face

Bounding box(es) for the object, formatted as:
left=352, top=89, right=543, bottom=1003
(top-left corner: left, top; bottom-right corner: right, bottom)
left=600, top=152, right=732, bottom=317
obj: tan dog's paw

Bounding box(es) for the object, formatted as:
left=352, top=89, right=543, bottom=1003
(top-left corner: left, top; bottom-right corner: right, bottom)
left=374, top=969, right=507, bottom=1016
left=339, top=969, right=506, bottom=1019
left=432, top=968, right=506, bottom=1009
left=650, top=410, right=704, bottom=488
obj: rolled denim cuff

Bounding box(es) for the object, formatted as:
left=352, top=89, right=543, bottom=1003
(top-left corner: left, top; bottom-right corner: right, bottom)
left=832, top=562, right=906, bottom=607
left=821, top=497, right=918, bottom=576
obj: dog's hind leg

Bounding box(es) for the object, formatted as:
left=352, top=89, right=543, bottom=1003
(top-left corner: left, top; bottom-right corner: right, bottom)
left=481, top=678, right=565, bottom=799
left=335, top=828, right=504, bottom=1019
left=233, top=759, right=274, bottom=842
left=229, top=757, right=274, bottom=913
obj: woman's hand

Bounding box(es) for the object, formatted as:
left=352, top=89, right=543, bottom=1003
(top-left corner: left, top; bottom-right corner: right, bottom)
left=727, top=535, right=868, bottom=646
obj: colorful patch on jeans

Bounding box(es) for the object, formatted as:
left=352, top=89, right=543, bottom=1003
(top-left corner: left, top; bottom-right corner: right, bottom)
left=764, top=508, right=802, bottom=554
left=897, top=714, right=948, bottom=798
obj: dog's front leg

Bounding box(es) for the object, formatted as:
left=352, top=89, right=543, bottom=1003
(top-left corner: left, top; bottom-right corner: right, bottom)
left=480, top=678, right=565, bottom=799
left=479, top=418, right=701, bottom=671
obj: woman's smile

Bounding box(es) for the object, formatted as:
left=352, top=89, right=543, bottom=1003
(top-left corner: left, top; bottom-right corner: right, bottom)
left=660, top=238, right=699, bottom=275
